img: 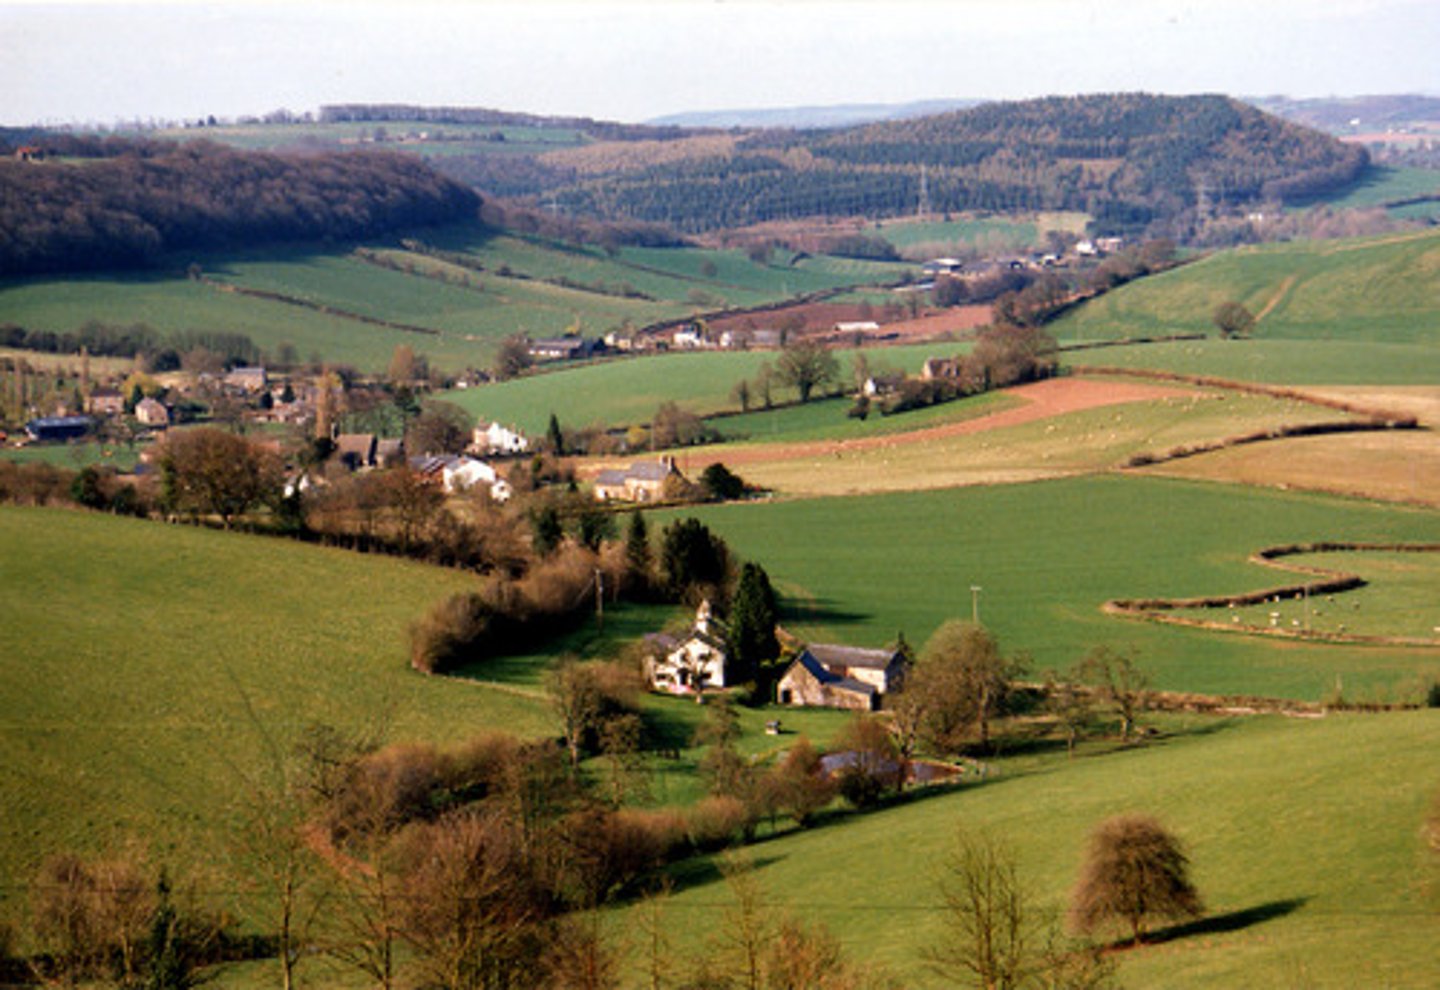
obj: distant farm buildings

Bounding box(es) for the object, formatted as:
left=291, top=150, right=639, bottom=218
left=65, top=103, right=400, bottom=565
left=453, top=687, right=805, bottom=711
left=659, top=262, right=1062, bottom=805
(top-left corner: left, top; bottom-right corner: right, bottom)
left=593, top=457, right=684, bottom=502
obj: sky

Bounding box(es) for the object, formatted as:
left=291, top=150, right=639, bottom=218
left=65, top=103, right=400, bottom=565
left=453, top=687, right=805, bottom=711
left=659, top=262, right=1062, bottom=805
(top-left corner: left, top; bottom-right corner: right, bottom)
left=1, top=0, right=1437, bottom=127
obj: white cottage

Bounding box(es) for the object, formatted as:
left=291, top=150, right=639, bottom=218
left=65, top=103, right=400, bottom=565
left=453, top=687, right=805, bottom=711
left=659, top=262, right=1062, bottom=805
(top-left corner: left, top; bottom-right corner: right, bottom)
left=644, top=601, right=728, bottom=695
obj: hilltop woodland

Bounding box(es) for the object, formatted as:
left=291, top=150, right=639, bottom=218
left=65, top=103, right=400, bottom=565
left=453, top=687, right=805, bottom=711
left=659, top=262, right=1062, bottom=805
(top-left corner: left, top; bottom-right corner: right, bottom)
left=0, top=138, right=479, bottom=275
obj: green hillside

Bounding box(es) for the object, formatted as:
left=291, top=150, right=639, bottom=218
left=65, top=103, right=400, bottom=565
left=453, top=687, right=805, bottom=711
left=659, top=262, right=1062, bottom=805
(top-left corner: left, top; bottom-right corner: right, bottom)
left=1061, top=338, right=1440, bottom=386
left=657, top=475, right=1440, bottom=700
left=607, top=709, right=1440, bottom=989
left=1054, top=228, right=1440, bottom=347
left=0, top=223, right=910, bottom=373
left=0, top=506, right=539, bottom=888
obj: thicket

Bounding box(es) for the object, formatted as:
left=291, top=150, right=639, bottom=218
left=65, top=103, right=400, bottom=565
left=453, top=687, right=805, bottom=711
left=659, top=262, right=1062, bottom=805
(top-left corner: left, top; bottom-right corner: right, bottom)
left=0, top=138, right=480, bottom=274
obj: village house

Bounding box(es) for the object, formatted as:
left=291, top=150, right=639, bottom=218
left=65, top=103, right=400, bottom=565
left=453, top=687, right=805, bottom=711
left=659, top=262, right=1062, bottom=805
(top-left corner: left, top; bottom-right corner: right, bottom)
left=333, top=433, right=378, bottom=471
left=134, top=397, right=170, bottom=427
left=224, top=366, right=267, bottom=393
left=410, top=454, right=512, bottom=501
left=862, top=372, right=906, bottom=399
left=592, top=456, right=683, bottom=503
left=776, top=643, right=909, bottom=711
left=472, top=421, right=530, bottom=456
left=920, top=357, right=960, bottom=381
left=644, top=601, right=729, bottom=694
left=86, top=388, right=126, bottom=417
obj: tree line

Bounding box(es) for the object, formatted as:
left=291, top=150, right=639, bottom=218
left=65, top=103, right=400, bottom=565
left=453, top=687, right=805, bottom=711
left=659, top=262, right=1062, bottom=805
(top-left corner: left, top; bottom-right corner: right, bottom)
left=0, top=138, right=480, bottom=275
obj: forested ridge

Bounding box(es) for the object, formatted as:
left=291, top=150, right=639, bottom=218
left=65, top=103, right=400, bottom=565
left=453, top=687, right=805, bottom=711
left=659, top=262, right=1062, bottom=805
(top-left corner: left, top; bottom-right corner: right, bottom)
left=470, top=93, right=1367, bottom=234
left=0, top=139, right=480, bottom=275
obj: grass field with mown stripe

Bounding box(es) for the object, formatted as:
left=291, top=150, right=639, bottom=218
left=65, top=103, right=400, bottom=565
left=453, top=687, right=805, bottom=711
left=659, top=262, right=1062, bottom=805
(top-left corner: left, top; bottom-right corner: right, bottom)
left=656, top=474, right=1440, bottom=699
left=1052, top=228, right=1440, bottom=346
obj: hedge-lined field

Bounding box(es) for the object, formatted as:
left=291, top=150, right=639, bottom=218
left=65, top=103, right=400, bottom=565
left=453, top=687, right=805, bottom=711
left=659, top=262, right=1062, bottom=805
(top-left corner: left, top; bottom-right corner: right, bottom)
left=0, top=506, right=524, bottom=889
left=603, top=708, right=1440, bottom=989
left=1052, top=228, right=1440, bottom=346
left=657, top=474, right=1440, bottom=699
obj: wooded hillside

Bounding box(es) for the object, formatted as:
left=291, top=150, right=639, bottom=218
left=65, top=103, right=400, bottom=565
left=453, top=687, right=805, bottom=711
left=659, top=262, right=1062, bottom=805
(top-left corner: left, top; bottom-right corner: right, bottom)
left=0, top=139, right=480, bottom=275
left=541, top=94, right=1365, bottom=234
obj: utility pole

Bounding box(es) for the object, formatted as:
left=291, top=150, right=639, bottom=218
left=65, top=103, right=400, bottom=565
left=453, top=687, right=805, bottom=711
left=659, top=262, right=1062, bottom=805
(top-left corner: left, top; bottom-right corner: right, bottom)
left=970, top=585, right=982, bottom=625
left=917, top=163, right=930, bottom=219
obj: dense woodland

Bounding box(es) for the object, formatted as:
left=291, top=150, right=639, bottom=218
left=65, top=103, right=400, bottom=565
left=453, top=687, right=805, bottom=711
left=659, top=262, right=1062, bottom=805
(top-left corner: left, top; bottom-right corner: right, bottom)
left=0, top=140, right=479, bottom=275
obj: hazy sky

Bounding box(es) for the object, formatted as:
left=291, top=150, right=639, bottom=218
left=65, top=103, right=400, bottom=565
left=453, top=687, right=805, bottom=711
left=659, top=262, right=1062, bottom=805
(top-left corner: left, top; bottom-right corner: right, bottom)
left=2, top=0, right=1436, bottom=126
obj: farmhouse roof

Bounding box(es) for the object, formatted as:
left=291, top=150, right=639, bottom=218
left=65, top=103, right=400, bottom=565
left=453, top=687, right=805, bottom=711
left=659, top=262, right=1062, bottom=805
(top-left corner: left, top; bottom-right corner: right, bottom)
left=627, top=458, right=678, bottom=482
left=803, top=643, right=901, bottom=670
left=794, top=651, right=877, bottom=698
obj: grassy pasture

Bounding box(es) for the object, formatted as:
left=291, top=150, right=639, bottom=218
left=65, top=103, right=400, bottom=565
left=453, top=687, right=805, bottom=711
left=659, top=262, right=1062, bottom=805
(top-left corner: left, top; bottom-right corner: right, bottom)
left=1299, top=164, right=1440, bottom=214
left=1062, top=337, right=1440, bottom=386
left=0, top=506, right=542, bottom=890
left=605, top=709, right=1440, bottom=989
left=1169, top=547, right=1440, bottom=642
left=1053, top=228, right=1440, bottom=347
left=656, top=475, right=1440, bottom=700
left=442, top=342, right=947, bottom=434
left=708, top=388, right=1016, bottom=445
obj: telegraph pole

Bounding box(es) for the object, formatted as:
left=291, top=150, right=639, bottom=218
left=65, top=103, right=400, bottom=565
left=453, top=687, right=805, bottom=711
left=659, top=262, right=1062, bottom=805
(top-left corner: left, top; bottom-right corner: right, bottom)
left=970, top=585, right=982, bottom=625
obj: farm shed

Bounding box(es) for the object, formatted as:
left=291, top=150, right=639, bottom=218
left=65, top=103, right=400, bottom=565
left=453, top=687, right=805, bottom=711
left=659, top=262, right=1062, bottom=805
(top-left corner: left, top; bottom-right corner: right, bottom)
left=777, top=643, right=908, bottom=710
left=24, top=416, right=92, bottom=442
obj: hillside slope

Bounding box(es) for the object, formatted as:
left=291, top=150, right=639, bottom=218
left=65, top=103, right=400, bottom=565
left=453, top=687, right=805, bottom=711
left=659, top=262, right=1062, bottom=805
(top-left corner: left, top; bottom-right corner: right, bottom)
left=1053, top=227, right=1440, bottom=346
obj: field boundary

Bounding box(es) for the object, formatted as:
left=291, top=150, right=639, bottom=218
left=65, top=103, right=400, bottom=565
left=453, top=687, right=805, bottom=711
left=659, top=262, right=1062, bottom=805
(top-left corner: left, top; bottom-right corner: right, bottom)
left=1103, top=541, right=1440, bottom=646
left=198, top=274, right=443, bottom=336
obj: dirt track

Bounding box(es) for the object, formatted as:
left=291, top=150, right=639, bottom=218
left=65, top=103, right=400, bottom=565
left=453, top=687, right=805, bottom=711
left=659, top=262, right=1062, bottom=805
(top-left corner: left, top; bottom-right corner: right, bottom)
left=713, top=377, right=1190, bottom=467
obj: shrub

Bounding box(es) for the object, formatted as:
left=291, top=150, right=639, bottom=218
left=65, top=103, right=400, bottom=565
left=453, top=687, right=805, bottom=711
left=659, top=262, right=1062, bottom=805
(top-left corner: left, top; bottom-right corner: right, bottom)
left=687, top=795, right=750, bottom=851
left=409, top=592, right=494, bottom=674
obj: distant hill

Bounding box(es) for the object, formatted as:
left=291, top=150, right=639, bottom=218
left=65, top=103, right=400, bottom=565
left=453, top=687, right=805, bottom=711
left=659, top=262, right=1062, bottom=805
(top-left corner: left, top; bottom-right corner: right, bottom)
left=541, top=93, right=1366, bottom=235
left=1249, top=93, right=1440, bottom=135
left=645, top=98, right=986, bottom=129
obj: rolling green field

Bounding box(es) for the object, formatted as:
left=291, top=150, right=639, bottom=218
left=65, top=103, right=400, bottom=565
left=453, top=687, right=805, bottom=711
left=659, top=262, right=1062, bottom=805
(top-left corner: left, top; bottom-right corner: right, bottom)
left=604, top=709, right=1440, bottom=989
left=657, top=475, right=1440, bottom=700
left=871, top=211, right=1090, bottom=252
left=0, top=224, right=913, bottom=374
left=443, top=342, right=950, bottom=433
left=0, top=506, right=538, bottom=889
left=1053, top=228, right=1440, bottom=347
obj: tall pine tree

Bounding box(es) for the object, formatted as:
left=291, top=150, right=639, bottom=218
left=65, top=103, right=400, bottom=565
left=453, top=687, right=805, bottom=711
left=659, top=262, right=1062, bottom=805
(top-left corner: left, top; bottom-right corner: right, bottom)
left=728, top=562, right=779, bottom=686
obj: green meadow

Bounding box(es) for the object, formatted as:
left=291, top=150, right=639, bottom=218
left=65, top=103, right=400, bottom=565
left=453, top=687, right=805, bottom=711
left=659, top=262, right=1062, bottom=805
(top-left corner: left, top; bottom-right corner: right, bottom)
left=0, top=506, right=539, bottom=889
left=1302, top=164, right=1440, bottom=216
left=1053, top=228, right=1440, bottom=347
left=443, top=342, right=950, bottom=434
left=604, top=709, right=1440, bottom=989
left=657, top=475, right=1440, bottom=700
